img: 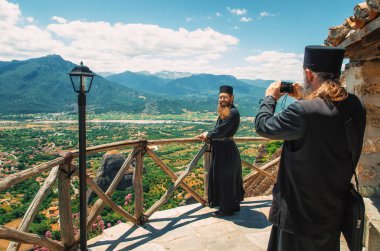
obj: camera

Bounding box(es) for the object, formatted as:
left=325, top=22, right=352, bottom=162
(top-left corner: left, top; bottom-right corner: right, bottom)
left=280, top=81, right=294, bottom=93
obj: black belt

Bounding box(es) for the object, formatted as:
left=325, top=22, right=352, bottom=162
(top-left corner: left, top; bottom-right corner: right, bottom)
left=212, top=137, right=234, bottom=141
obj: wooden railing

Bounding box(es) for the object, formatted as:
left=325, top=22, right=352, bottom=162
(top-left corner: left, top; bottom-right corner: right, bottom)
left=0, top=137, right=280, bottom=251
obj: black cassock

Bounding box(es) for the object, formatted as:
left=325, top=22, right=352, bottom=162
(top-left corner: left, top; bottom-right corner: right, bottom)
left=207, top=105, right=245, bottom=213
left=255, top=95, right=366, bottom=251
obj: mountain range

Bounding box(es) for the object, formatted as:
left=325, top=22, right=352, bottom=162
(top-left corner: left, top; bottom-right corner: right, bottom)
left=0, top=55, right=274, bottom=116
left=107, top=71, right=257, bottom=96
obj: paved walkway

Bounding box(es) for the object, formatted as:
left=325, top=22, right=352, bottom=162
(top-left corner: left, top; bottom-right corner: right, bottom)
left=88, top=196, right=349, bottom=250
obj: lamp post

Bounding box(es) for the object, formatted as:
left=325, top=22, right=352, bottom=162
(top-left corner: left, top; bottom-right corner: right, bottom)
left=68, top=62, right=95, bottom=251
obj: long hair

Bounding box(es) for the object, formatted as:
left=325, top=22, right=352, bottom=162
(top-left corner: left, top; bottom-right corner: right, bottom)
left=304, top=72, right=348, bottom=102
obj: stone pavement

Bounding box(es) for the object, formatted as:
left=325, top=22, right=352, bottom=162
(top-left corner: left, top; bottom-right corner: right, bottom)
left=88, top=196, right=349, bottom=250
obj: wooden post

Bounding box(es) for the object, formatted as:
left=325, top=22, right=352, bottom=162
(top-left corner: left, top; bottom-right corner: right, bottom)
left=203, top=142, right=212, bottom=204
left=7, top=166, right=60, bottom=251
left=0, top=226, right=64, bottom=251
left=57, top=152, right=76, bottom=251
left=134, top=140, right=146, bottom=224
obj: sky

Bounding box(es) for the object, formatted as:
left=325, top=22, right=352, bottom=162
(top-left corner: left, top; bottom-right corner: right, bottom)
left=0, top=0, right=358, bottom=81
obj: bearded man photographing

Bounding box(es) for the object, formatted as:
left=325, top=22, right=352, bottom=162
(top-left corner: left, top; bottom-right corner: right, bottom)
left=255, top=45, right=366, bottom=251
left=197, top=85, right=245, bottom=217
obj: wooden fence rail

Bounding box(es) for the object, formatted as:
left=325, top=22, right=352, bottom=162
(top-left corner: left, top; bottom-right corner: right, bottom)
left=0, top=137, right=276, bottom=251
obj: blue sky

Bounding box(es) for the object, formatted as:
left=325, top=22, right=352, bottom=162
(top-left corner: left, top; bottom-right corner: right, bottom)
left=1, top=0, right=358, bottom=80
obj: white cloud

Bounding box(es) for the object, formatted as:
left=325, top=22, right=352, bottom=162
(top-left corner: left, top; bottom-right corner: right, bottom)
left=48, top=21, right=237, bottom=54
left=227, top=7, right=247, bottom=16
left=46, top=21, right=239, bottom=73
left=0, top=0, right=63, bottom=60
left=258, top=11, right=275, bottom=20
left=260, top=11, right=269, bottom=17
left=52, top=16, right=67, bottom=24
left=240, top=17, right=252, bottom=23
left=0, top=0, right=301, bottom=81
left=25, top=17, right=34, bottom=23
left=238, top=51, right=304, bottom=81
left=216, top=12, right=221, bottom=17
left=0, top=0, right=21, bottom=26
left=0, top=0, right=239, bottom=74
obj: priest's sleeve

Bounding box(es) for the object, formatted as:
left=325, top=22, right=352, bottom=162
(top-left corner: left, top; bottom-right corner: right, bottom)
left=255, top=96, right=306, bottom=141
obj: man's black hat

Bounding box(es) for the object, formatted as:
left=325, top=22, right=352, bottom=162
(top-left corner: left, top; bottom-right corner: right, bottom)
left=303, top=45, right=345, bottom=74
left=219, top=85, right=233, bottom=95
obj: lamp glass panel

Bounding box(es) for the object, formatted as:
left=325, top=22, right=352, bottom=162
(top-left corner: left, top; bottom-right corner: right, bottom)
left=83, top=76, right=94, bottom=92
left=70, top=75, right=81, bottom=92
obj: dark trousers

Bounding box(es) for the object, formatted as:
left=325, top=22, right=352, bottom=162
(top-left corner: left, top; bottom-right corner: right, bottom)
left=267, top=226, right=340, bottom=251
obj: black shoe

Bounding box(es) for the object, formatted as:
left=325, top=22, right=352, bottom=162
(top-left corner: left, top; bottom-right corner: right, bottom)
left=212, top=210, right=234, bottom=217
left=233, top=205, right=240, bottom=212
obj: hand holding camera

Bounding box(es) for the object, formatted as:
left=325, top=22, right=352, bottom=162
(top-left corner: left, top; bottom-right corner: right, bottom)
left=265, top=80, right=284, bottom=100
left=286, top=82, right=303, bottom=100
left=280, top=82, right=294, bottom=93
left=265, top=81, right=303, bottom=100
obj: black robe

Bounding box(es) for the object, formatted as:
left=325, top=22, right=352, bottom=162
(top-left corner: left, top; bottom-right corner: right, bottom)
left=255, top=95, right=366, bottom=251
left=207, top=105, right=245, bottom=213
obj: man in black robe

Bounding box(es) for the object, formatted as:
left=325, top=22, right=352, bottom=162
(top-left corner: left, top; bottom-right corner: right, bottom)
left=255, top=46, right=366, bottom=250
left=197, top=85, right=245, bottom=217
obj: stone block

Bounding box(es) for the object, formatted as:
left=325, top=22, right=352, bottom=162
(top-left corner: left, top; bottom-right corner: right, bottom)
left=344, top=61, right=380, bottom=198
left=362, top=138, right=380, bottom=153
left=357, top=154, right=380, bottom=197
left=345, top=61, right=380, bottom=96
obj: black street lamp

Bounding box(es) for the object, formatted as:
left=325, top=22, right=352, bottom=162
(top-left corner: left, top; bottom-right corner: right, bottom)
left=68, top=62, right=95, bottom=251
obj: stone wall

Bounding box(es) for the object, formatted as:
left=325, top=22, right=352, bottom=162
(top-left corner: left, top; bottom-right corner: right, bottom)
left=345, top=60, right=380, bottom=198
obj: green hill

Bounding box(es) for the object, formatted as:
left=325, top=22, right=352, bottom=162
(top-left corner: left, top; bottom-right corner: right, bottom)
left=0, top=55, right=278, bottom=116
left=0, top=55, right=149, bottom=114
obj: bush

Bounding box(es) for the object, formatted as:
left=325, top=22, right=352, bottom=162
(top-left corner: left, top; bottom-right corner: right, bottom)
left=101, top=212, right=123, bottom=226
left=266, top=141, right=283, bottom=156
left=0, top=213, right=13, bottom=225
left=51, top=230, right=61, bottom=240
left=12, top=206, right=27, bottom=218
left=29, top=221, right=51, bottom=235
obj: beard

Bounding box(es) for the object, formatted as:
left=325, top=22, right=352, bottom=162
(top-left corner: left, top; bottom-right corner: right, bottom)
left=217, top=101, right=232, bottom=119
